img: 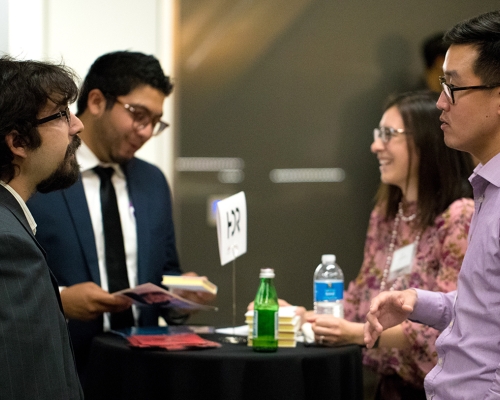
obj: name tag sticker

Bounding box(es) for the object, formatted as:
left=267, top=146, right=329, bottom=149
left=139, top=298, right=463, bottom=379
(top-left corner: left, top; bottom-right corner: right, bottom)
left=388, top=242, right=416, bottom=281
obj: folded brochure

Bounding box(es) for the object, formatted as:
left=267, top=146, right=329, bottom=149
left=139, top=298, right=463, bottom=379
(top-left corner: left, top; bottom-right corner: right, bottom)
left=113, top=283, right=217, bottom=311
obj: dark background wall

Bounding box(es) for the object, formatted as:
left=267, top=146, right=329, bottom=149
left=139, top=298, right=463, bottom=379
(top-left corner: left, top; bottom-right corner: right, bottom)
left=174, top=1, right=499, bottom=327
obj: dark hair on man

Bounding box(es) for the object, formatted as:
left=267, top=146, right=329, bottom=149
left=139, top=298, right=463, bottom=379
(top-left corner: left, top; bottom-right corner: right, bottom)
left=77, top=51, right=173, bottom=115
left=0, top=55, right=79, bottom=182
left=443, top=10, right=500, bottom=84
left=375, top=90, right=474, bottom=230
left=422, top=32, right=447, bottom=68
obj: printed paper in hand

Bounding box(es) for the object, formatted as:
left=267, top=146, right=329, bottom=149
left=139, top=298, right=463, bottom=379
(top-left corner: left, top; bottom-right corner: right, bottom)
left=113, top=283, right=217, bottom=311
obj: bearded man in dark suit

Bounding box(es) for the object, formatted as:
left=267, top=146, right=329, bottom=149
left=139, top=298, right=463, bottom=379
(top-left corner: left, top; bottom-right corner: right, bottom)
left=0, top=56, right=84, bottom=399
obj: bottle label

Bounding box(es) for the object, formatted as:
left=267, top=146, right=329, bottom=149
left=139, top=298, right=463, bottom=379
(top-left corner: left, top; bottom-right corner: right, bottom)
left=314, top=280, right=344, bottom=301
left=274, top=311, right=278, bottom=340
left=253, top=311, right=257, bottom=337
left=253, top=309, right=278, bottom=339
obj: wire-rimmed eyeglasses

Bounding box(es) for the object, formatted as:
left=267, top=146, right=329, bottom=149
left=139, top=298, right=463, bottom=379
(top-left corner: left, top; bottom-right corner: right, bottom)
left=36, top=106, right=71, bottom=126
left=439, top=76, right=500, bottom=104
left=373, top=127, right=406, bottom=144
left=115, top=99, right=169, bottom=136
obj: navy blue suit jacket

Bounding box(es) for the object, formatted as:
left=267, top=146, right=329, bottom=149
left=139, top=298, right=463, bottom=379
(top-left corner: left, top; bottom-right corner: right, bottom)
left=27, top=157, right=181, bottom=380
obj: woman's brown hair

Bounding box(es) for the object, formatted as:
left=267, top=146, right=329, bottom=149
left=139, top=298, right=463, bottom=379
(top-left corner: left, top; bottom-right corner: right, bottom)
left=375, top=90, right=474, bottom=230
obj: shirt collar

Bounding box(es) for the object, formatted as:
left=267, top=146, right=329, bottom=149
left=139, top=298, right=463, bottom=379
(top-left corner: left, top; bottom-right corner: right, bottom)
left=0, top=181, right=37, bottom=234
left=470, top=152, right=500, bottom=189
left=77, top=141, right=125, bottom=178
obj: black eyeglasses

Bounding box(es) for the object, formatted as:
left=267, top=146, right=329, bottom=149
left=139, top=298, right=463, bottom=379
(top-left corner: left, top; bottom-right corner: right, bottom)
left=36, top=106, right=71, bottom=126
left=439, top=76, right=500, bottom=104
left=373, top=127, right=405, bottom=144
left=115, top=99, right=169, bottom=136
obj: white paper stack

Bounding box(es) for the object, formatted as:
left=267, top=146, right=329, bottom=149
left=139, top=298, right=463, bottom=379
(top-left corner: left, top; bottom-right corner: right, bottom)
left=245, top=306, right=301, bottom=348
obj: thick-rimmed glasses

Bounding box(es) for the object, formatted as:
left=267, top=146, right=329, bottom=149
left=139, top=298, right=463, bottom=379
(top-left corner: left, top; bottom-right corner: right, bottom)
left=373, top=127, right=405, bottom=144
left=36, top=106, right=71, bottom=126
left=115, top=99, right=169, bottom=136
left=439, top=76, right=500, bottom=104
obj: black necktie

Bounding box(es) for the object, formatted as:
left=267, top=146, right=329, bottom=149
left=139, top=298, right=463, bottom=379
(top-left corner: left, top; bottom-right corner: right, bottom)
left=94, top=166, right=134, bottom=329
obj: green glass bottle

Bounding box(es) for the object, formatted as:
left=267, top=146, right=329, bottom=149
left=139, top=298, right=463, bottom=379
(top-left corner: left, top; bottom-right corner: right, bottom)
left=252, top=268, right=278, bottom=352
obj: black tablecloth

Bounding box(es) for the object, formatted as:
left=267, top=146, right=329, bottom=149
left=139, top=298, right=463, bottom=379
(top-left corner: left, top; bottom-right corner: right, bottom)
left=85, top=333, right=363, bottom=400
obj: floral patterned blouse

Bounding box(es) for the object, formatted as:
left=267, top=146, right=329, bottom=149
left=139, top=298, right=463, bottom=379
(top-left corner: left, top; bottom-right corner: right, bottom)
left=344, top=198, right=474, bottom=388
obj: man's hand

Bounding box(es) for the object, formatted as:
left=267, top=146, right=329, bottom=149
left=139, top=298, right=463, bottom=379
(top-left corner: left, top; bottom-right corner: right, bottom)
left=60, top=282, right=132, bottom=321
left=364, top=289, right=417, bottom=348
left=171, top=272, right=217, bottom=307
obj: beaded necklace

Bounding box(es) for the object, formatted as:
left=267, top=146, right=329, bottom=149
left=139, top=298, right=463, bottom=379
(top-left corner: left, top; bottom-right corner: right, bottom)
left=379, top=201, right=420, bottom=292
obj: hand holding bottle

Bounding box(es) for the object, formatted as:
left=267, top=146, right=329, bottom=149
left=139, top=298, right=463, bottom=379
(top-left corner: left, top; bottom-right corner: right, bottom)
left=306, top=314, right=365, bottom=346
left=314, top=254, right=344, bottom=318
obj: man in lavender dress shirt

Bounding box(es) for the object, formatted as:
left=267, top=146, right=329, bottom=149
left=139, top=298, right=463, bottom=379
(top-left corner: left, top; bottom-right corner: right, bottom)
left=364, top=10, right=500, bottom=400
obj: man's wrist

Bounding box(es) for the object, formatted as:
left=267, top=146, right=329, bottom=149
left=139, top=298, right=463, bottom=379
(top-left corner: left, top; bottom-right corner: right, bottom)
left=164, top=308, right=190, bottom=325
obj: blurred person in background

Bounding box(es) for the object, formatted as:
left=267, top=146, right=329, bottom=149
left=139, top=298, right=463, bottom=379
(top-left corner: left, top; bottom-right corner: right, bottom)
left=420, top=32, right=448, bottom=93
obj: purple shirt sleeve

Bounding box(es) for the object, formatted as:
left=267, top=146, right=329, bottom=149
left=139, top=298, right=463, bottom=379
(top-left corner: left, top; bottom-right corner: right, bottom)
left=410, top=289, right=456, bottom=332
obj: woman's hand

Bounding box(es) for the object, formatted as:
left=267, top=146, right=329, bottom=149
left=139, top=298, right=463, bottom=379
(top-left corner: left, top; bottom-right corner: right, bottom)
left=307, top=314, right=365, bottom=346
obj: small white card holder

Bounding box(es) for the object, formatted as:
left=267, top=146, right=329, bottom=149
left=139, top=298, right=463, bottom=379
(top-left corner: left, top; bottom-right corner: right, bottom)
left=216, top=191, right=247, bottom=266
left=216, top=192, right=247, bottom=338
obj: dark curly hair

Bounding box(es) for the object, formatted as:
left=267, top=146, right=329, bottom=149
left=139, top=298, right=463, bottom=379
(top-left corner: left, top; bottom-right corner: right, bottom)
left=0, top=56, right=79, bottom=182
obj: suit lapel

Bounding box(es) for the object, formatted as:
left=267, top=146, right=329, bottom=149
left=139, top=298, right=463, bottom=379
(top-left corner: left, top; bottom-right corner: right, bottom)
left=0, top=186, right=46, bottom=257
left=62, top=178, right=101, bottom=284
left=0, top=186, right=66, bottom=313
left=123, top=160, right=150, bottom=284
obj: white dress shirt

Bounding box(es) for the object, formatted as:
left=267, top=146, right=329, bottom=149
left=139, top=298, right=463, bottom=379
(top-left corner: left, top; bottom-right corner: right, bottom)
left=76, top=142, right=138, bottom=330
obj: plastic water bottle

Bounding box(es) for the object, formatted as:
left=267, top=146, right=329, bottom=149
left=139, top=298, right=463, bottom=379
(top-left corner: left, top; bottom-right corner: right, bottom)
left=314, top=254, right=344, bottom=318
left=253, top=268, right=279, bottom=352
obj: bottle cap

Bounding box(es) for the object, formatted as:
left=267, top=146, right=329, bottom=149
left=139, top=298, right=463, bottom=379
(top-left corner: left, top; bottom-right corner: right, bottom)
left=321, top=254, right=336, bottom=264
left=259, top=268, right=275, bottom=278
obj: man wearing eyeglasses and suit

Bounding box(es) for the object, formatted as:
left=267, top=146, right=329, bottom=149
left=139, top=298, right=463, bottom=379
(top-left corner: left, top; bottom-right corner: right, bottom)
left=0, top=56, right=84, bottom=399
left=364, top=10, right=500, bottom=400
left=27, top=51, right=216, bottom=386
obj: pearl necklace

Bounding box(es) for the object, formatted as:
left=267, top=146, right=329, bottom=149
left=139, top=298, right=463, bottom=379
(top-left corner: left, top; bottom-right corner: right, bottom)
left=379, top=201, right=420, bottom=292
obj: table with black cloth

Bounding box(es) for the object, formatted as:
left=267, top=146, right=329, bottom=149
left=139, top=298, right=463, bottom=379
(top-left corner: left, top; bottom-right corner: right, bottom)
left=85, top=333, right=363, bottom=400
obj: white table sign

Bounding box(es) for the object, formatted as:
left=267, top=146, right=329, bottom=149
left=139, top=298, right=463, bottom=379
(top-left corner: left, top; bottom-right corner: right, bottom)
left=216, top=191, right=247, bottom=266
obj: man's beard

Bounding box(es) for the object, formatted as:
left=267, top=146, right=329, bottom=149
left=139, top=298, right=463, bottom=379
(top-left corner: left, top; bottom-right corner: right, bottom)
left=37, top=135, right=82, bottom=193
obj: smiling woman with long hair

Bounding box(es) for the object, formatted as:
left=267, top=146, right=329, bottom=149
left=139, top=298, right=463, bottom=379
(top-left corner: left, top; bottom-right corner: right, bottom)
left=307, top=90, right=474, bottom=400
